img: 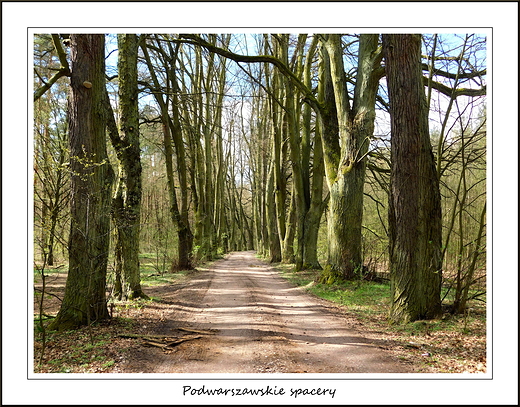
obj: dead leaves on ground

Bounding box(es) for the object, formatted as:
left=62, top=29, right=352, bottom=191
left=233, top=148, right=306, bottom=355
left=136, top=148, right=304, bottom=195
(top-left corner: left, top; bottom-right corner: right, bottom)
left=365, top=315, right=487, bottom=373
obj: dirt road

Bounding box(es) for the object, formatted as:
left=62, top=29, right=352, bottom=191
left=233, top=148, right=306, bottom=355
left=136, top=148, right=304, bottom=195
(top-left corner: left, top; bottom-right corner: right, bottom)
left=119, top=251, right=413, bottom=374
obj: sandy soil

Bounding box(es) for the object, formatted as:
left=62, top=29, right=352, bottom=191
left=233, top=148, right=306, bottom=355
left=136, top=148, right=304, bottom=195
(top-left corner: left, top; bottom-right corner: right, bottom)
left=117, top=251, right=414, bottom=374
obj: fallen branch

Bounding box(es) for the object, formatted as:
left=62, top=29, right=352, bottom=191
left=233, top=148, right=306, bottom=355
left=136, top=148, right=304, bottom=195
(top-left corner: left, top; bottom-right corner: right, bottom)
left=141, top=335, right=203, bottom=349
left=118, top=332, right=206, bottom=350
left=163, top=335, right=203, bottom=347
left=117, top=333, right=173, bottom=340
left=178, top=327, right=216, bottom=335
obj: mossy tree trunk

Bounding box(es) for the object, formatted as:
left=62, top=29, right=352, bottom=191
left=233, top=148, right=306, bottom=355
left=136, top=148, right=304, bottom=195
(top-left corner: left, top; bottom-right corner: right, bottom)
left=383, top=34, right=443, bottom=323
left=107, top=34, right=146, bottom=300
left=300, top=36, right=327, bottom=270
left=269, top=63, right=289, bottom=261
left=49, top=34, right=114, bottom=330
left=189, top=35, right=230, bottom=260
left=266, top=161, right=282, bottom=262
left=319, top=34, right=383, bottom=280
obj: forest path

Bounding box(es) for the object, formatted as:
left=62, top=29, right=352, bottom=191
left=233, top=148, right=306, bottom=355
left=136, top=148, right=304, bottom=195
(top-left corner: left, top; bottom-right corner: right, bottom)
left=120, top=251, right=412, bottom=374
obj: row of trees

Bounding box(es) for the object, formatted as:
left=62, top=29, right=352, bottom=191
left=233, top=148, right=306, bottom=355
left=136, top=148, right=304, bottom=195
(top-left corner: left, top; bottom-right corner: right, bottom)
left=34, top=33, right=486, bottom=329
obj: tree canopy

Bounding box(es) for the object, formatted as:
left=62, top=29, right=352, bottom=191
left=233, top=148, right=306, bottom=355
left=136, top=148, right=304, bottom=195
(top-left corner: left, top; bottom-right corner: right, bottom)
left=33, top=33, right=487, bottom=330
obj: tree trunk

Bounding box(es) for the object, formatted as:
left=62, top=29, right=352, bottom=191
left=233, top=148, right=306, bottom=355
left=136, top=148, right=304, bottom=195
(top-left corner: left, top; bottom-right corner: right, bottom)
left=266, top=162, right=282, bottom=262
left=49, top=34, right=114, bottom=330
left=319, top=34, right=382, bottom=280
left=109, top=34, right=146, bottom=300
left=383, top=34, right=443, bottom=323
left=300, top=37, right=327, bottom=270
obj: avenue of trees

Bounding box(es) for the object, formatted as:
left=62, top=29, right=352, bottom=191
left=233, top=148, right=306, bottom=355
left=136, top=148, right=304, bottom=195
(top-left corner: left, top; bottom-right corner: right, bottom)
left=34, top=33, right=487, bottom=329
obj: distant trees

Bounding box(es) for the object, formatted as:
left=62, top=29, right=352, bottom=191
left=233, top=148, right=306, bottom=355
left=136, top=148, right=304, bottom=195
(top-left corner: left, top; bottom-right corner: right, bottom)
left=34, top=35, right=71, bottom=266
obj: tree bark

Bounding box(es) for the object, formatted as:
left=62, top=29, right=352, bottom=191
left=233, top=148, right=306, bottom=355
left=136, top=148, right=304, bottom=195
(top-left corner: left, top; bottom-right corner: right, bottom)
left=108, top=34, right=146, bottom=300
left=49, top=34, right=114, bottom=330
left=383, top=34, right=443, bottom=323
left=300, top=37, right=327, bottom=270
left=266, top=161, right=282, bottom=262
left=318, top=34, right=382, bottom=280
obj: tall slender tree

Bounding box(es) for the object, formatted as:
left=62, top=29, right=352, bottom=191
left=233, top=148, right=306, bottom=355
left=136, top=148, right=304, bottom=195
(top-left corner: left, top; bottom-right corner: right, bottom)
left=141, top=36, right=194, bottom=270
left=383, top=34, right=443, bottom=323
left=299, top=36, right=328, bottom=270
left=49, top=34, right=114, bottom=330
left=106, top=34, right=147, bottom=299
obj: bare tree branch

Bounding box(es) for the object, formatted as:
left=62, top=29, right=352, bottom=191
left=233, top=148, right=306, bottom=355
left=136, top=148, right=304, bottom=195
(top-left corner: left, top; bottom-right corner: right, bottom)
left=34, top=34, right=71, bottom=101
left=178, top=34, right=323, bottom=112
left=423, top=76, right=487, bottom=98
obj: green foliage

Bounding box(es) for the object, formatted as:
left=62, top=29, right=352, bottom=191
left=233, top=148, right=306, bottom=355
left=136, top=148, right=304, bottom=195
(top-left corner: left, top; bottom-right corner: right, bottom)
left=102, top=360, right=115, bottom=368
left=33, top=265, right=68, bottom=276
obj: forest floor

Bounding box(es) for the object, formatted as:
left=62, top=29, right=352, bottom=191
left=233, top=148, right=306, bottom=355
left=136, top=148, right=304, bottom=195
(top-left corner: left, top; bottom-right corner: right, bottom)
left=33, top=251, right=486, bottom=374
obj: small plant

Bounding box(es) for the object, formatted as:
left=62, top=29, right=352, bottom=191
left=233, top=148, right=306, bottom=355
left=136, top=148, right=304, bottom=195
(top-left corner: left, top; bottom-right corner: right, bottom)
left=102, top=360, right=115, bottom=368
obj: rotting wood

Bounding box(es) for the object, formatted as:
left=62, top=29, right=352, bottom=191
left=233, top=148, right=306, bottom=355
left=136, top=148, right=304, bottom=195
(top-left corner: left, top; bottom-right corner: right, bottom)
left=142, top=340, right=168, bottom=348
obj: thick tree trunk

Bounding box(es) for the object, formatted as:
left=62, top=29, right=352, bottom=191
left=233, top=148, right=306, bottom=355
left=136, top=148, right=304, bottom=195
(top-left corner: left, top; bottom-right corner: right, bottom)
left=49, top=34, right=113, bottom=330
left=383, top=34, right=443, bottom=323
left=319, top=34, right=381, bottom=280
left=326, top=171, right=365, bottom=278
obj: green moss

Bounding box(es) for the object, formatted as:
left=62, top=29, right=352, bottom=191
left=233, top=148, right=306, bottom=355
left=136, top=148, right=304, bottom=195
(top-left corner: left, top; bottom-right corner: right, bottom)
left=317, top=264, right=345, bottom=284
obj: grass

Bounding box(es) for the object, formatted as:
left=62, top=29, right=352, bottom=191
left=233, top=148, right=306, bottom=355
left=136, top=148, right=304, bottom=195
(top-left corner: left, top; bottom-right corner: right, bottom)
left=278, top=264, right=391, bottom=320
